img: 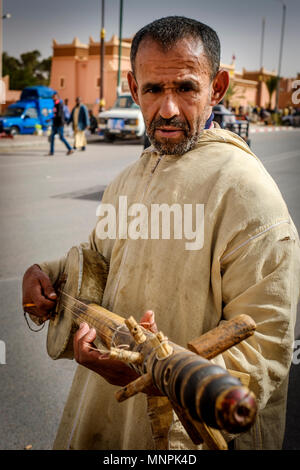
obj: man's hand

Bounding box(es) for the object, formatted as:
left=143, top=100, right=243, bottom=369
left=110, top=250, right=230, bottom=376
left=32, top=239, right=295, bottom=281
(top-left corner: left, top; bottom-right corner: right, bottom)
left=73, top=310, right=161, bottom=394
left=74, top=322, right=139, bottom=386
left=22, top=264, right=57, bottom=321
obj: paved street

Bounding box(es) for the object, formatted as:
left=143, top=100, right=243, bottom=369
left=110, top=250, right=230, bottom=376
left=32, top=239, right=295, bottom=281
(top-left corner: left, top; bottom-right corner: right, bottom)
left=0, top=130, right=299, bottom=450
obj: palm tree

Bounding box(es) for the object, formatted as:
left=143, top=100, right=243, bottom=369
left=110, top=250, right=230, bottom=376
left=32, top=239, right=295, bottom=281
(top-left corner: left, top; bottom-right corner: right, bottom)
left=265, top=76, right=279, bottom=109
left=224, top=80, right=245, bottom=107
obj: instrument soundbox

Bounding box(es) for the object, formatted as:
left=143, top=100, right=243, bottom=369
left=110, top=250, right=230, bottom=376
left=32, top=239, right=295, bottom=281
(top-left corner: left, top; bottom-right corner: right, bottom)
left=46, top=245, right=258, bottom=450
left=47, top=245, right=109, bottom=360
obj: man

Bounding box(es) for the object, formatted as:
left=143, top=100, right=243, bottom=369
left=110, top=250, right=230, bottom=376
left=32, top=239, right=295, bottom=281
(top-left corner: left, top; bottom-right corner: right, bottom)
left=88, top=109, right=98, bottom=134
left=23, top=16, right=300, bottom=450
left=69, top=97, right=90, bottom=151
left=63, top=98, right=71, bottom=122
left=48, top=93, right=74, bottom=156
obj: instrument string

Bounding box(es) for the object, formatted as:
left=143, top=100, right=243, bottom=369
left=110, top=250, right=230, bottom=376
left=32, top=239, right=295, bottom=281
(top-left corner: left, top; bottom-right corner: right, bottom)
left=58, top=291, right=150, bottom=337
left=58, top=290, right=129, bottom=336
left=57, top=293, right=136, bottom=346
left=58, top=301, right=120, bottom=345
left=54, top=290, right=152, bottom=349
left=58, top=290, right=117, bottom=327
left=59, top=290, right=152, bottom=337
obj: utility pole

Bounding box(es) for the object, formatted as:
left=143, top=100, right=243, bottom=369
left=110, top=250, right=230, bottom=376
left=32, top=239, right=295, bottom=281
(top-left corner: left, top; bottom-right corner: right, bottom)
left=260, top=17, right=265, bottom=70
left=117, top=0, right=123, bottom=96
left=275, top=2, right=286, bottom=111
left=99, top=0, right=105, bottom=111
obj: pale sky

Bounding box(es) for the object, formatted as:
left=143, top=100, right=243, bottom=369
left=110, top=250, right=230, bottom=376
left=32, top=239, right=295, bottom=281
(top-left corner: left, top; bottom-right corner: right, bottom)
left=2, top=0, right=300, bottom=77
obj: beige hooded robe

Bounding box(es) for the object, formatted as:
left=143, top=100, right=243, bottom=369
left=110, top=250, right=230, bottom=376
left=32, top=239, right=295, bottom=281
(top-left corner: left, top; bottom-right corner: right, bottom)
left=39, top=128, right=300, bottom=450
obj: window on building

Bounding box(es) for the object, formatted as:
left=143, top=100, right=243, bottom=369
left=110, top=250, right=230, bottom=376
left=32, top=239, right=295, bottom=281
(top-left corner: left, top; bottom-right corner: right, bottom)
left=96, top=77, right=100, bottom=88
left=60, top=77, right=65, bottom=88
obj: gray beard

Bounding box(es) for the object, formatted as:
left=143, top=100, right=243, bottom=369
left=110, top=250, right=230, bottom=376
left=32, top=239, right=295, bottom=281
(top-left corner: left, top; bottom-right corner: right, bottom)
left=147, top=116, right=207, bottom=156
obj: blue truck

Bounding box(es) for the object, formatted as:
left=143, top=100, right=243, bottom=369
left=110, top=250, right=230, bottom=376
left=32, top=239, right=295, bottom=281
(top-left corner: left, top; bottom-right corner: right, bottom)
left=0, top=85, right=56, bottom=135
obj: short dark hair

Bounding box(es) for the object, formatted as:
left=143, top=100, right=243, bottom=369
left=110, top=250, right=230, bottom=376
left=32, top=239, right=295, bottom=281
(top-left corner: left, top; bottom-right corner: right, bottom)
left=130, top=16, right=220, bottom=79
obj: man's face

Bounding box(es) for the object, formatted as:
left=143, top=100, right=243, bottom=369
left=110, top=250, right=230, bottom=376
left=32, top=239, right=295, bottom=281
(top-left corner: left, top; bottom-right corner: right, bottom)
left=128, top=37, right=228, bottom=155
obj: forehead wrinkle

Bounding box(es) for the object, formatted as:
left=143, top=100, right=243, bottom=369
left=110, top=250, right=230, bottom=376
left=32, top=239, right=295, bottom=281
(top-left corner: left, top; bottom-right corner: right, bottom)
left=135, top=54, right=210, bottom=86
left=138, top=52, right=202, bottom=68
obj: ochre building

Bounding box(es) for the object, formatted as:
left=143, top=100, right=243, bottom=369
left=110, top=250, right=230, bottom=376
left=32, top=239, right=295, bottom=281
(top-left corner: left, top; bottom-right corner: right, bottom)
left=49, top=34, right=300, bottom=114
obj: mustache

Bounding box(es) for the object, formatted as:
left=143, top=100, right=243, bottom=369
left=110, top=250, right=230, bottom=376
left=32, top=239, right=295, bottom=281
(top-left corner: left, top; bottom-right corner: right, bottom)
left=148, top=116, right=189, bottom=133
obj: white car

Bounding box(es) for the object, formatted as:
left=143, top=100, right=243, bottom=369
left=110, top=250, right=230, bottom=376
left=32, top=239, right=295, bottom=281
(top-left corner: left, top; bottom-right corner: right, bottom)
left=98, top=94, right=145, bottom=142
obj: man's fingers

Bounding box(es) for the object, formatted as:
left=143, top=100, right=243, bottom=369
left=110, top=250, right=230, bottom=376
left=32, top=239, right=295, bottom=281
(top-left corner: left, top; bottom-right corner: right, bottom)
left=140, top=310, right=158, bottom=333
left=38, top=271, right=57, bottom=300
left=22, top=265, right=56, bottom=318
left=75, top=322, right=90, bottom=340
left=74, top=323, right=98, bottom=362
left=74, top=322, right=89, bottom=358
left=30, top=282, right=56, bottom=312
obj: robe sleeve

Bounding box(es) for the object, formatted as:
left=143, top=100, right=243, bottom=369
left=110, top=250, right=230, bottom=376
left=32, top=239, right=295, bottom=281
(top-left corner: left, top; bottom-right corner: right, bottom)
left=212, top=220, right=300, bottom=411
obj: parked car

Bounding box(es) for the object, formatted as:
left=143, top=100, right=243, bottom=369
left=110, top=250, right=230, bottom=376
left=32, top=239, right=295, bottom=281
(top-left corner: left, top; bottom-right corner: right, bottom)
left=0, top=86, right=55, bottom=135
left=282, top=110, right=300, bottom=127
left=98, top=93, right=145, bottom=142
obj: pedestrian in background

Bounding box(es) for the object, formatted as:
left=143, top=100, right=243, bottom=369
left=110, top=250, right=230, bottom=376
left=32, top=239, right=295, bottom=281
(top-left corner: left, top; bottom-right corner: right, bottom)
left=69, top=97, right=90, bottom=151
left=88, top=109, right=98, bottom=134
left=63, top=99, right=72, bottom=137
left=63, top=99, right=70, bottom=122
left=48, top=93, right=74, bottom=156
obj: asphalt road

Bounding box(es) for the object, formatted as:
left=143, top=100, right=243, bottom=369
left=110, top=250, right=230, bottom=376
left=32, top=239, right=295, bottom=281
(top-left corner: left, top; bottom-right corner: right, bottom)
left=0, top=130, right=299, bottom=450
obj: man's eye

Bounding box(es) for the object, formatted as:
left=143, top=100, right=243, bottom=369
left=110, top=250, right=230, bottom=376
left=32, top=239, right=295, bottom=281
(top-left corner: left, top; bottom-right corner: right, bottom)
left=147, top=86, right=161, bottom=94
left=179, top=85, right=193, bottom=92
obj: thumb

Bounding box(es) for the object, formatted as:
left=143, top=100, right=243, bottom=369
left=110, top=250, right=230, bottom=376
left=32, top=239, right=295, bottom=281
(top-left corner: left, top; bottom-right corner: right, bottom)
left=83, top=326, right=97, bottom=344
left=140, top=310, right=158, bottom=333
left=40, top=273, right=57, bottom=300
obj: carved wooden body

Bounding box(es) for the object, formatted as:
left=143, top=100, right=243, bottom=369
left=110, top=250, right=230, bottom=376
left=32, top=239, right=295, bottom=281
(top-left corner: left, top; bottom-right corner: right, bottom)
left=46, top=246, right=257, bottom=449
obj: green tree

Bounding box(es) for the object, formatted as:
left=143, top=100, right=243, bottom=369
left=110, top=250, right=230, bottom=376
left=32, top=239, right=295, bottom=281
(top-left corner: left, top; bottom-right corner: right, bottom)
left=37, top=57, right=52, bottom=83
left=224, top=80, right=245, bottom=106
left=2, top=50, right=52, bottom=90
left=265, top=76, right=279, bottom=109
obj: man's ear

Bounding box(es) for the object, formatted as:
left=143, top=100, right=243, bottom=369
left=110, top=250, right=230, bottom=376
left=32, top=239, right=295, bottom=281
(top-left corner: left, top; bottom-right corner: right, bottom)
left=210, top=69, right=230, bottom=106
left=127, top=71, right=140, bottom=105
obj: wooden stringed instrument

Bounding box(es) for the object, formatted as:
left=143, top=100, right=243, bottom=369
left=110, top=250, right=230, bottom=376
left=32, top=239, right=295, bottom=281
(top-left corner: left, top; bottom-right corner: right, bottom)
left=43, top=245, right=257, bottom=450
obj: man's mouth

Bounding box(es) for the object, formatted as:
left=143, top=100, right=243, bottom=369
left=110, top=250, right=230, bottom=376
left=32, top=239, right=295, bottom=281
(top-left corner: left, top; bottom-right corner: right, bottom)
left=155, top=127, right=185, bottom=138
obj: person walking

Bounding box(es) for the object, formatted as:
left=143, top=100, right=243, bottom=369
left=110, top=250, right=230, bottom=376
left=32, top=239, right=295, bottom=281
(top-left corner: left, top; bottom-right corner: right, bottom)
left=69, top=97, right=90, bottom=151
left=63, top=99, right=70, bottom=122
left=88, top=109, right=98, bottom=134
left=63, top=99, right=72, bottom=137
left=48, top=93, right=74, bottom=156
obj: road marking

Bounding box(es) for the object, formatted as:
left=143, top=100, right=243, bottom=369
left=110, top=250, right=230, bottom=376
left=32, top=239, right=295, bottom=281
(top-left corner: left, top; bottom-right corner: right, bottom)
left=250, top=126, right=300, bottom=133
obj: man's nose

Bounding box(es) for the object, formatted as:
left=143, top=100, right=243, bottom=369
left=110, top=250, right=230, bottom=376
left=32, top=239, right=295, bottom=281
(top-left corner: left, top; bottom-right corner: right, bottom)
left=159, top=94, right=180, bottom=120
